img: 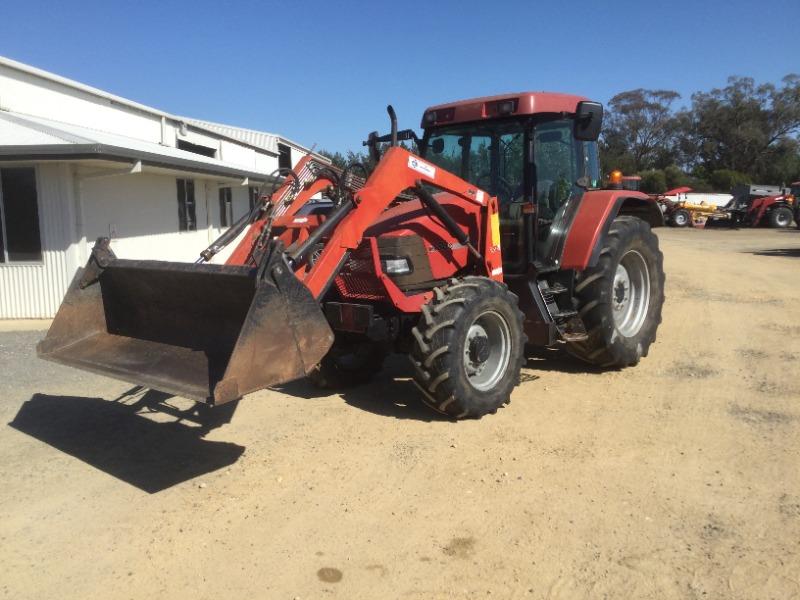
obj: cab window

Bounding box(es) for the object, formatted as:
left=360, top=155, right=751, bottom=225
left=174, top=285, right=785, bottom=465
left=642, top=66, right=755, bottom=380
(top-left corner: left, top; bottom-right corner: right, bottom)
left=424, top=122, right=525, bottom=206
left=533, top=120, right=581, bottom=220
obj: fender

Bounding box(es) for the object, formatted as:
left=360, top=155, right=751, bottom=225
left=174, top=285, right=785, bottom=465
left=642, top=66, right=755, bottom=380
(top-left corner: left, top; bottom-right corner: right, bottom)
left=560, top=190, right=664, bottom=270
left=748, top=194, right=788, bottom=226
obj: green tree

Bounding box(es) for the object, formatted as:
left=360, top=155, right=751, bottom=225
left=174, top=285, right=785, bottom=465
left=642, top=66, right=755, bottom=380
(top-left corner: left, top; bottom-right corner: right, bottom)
left=708, top=169, right=750, bottom=192
left=679, top=75, right=800, bottom=180
left=318, top=149, right=348, bottom=169
left=663, top=165, right=690, bottom=190
left=639, top=169, right=667, bottom=193
left=601, top=89, right=682, bottom=174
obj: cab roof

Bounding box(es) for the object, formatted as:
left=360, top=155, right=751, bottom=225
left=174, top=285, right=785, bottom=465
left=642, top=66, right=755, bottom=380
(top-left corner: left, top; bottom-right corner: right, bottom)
left=421, top=92, right=591, bottom=128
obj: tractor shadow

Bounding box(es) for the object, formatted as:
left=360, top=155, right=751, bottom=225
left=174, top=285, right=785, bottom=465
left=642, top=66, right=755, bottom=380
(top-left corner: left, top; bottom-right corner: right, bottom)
left=8, top=387, right=244, bottom=493
left=524, top=346, right=605, bottom=374
left=750, top=247, right=800, bottom=258
left=277, top=356, right=451, bottom=422
left=278, top=350, right=601, bottom=420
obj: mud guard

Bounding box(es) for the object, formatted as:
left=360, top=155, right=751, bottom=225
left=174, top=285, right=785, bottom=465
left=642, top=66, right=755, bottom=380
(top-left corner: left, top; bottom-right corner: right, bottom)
left=560, top=191, right=663, bottom=270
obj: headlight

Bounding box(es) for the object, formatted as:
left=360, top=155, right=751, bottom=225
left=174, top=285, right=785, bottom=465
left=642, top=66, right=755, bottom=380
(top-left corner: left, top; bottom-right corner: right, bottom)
left=381, top=257, right=411, bottom=275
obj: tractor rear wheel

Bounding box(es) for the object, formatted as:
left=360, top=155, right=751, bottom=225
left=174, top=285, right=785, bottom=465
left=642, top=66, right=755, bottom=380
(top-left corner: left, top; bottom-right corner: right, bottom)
left=567, top=216, right=664, bottom=368
left=670, top=209, right=691, bottom=227
left=308, top=340, right=387, bottom=389
left=410, top=277, right=526, bottom=419
left=768, top=206, right=793, bottom=229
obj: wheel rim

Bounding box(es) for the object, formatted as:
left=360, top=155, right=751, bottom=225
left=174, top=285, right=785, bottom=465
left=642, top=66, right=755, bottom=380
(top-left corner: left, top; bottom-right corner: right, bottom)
left=674, top=212, right=687, bottom=226
left=776, top=211, right=790, bottom=227
left=463, top=310, right=511, bottom=391
left=612, top=250, right=651, bottom=338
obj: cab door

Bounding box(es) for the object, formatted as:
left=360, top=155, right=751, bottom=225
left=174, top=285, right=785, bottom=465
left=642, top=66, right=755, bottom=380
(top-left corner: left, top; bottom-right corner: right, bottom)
left=531, top=119, right=591, bottom=267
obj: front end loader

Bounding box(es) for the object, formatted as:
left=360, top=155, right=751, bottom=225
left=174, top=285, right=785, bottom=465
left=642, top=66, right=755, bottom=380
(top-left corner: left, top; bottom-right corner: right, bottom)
left=39, top=92, right=666, bottom=418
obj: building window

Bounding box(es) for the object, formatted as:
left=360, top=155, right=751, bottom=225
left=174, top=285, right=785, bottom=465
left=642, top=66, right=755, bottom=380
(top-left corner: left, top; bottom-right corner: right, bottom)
left=248, top=186, right=260, bottom=211
left=176, top=179, right=196, bottom=231
left=177, top=139, right=217, bottom=158
left=0, top=167, right=42, bottom=263
left=278, top=143, right=292, bottom=170
left=219, top=187, right=233, bottom=227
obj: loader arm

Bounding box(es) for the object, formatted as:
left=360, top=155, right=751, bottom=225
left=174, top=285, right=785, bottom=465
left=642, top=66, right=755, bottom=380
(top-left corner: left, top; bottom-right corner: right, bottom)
left=227, top=155, right=338, bottom=266
left=299, top=146, right=502, bottom=298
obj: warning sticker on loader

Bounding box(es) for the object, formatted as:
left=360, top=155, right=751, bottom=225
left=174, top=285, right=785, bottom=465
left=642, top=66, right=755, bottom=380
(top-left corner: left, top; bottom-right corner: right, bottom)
left=407, top=157, right=436, bottom=179
left=490, top=211, right=501, bottom=252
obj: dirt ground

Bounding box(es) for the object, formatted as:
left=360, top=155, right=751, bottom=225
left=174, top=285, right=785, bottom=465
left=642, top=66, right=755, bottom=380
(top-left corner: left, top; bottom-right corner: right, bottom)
left=1, top=227, right=799, bottom=600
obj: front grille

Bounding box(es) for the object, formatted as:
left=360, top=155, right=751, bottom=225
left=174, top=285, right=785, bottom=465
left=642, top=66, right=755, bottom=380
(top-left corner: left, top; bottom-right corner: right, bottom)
left=334, top=245, right=386, bottom=300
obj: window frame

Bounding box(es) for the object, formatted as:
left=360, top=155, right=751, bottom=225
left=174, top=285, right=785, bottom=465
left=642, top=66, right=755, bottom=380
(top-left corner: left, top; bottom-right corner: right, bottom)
left=0, top=165, right=44, bottom=265
left=219, top=187, right=233, bottom=228
left=278, top=143, right=292, bottom=171
left=248, top=186, right=260, bottom=212
left=176, top=178, right=197, bottom=232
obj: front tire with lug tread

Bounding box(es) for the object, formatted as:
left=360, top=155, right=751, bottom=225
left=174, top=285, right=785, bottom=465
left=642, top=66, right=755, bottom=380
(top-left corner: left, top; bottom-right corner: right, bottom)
left=670, top=208, right=691, bottom=227
left=410, top=276, right=526, bottom=419
left=768, top=206, right=793, bottom=229
left=567, top=216, right=664, bottom=368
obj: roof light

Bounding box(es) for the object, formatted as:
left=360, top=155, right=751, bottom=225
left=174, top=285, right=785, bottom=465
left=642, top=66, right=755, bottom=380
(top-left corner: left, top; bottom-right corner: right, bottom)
left=609, top=170, right=623, bottom=185
left=497, top=100, right=515, bottom=115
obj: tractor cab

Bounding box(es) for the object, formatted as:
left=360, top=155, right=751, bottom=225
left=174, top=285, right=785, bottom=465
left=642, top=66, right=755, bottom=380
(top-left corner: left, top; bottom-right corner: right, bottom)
left=418, top=93, right=602, bottom=273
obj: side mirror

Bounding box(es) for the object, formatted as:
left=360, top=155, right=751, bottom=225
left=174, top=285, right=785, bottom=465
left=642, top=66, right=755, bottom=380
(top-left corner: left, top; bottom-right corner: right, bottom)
left=431, top=138, right=445, bottom=154
left=574, top=101, right=603, bottom=141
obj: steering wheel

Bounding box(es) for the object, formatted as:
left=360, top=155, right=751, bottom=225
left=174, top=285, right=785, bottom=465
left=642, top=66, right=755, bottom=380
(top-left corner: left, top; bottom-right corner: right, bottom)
left=476, top=173, right=515, bottom=204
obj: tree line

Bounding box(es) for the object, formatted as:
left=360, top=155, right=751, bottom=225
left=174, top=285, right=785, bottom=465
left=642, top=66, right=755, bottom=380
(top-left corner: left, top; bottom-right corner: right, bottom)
left=321, top=75, right=800, bottom=194
left=601, top=75, right=800, bottom=193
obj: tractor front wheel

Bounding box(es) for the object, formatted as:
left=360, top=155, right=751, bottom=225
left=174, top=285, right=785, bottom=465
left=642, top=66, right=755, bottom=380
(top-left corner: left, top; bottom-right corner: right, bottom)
left=768, top=206, right=793, bottom=229
left=567, top=216, right=664, bottom=368
left=670, top=209, right=691, bottom=227
left=410, top=277, right=526, bottom=419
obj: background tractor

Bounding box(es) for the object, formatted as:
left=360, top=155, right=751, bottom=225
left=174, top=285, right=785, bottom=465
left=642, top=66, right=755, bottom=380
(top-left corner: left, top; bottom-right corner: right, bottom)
left=38, top=92, right=666, bottom=419
left=706, top=183, right=796, bottom=228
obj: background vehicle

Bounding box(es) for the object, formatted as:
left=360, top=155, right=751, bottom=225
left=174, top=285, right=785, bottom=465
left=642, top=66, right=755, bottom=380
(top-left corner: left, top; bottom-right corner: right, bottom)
left=38, top=92, right=666, bottom=419
left=707, top=183, right=795, bottom=228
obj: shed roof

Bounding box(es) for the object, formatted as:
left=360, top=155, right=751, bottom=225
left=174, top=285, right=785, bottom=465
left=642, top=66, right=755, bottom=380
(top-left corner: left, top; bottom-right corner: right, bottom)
left=0, top=110, right=278, bottom=182
left=0, top=55, right=315, bottom=157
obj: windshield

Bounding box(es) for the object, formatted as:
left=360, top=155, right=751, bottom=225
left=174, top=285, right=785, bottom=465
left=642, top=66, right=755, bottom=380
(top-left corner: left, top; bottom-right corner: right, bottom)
left=422, top=121, right=525, bottom=205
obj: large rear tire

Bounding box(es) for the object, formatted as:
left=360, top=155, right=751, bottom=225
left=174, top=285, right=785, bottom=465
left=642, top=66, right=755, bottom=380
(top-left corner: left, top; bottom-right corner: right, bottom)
left=567, top=216, right=664, bottom=368
left=410, top=277, right=526, bottom=419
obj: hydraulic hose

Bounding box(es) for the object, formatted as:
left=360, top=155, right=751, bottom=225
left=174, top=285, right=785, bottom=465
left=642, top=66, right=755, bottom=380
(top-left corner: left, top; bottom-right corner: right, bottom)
left=415, top=182, right=483, bottom=261
left=196, top=167, right=299, bottom=263
left=288, top=199, right=354, bottom=265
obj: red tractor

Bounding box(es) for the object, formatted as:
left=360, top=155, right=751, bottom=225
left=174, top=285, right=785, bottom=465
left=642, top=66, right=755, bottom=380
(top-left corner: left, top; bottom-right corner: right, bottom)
left=38, top=92, right=665, bottom=419
left=707, top=183, right=796, bottom=229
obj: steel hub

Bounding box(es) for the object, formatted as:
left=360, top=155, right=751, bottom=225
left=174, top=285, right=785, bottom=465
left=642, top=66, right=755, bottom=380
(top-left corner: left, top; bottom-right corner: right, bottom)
left=612, top=250, right=651, bottom=338
left=463, top=311, right=511, bottom=391
left=776, top=211, right=790, bottom=226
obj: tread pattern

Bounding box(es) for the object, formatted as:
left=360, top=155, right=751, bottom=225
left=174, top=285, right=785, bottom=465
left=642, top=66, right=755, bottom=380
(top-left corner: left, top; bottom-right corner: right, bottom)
left=410, top=276, right=526, bottom=419
left=567, top=216, right=665, bottom=368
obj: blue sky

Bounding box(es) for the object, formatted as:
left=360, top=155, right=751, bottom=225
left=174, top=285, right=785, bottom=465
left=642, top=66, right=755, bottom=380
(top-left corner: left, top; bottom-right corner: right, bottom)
left=2, top=0, right=798, bottom=153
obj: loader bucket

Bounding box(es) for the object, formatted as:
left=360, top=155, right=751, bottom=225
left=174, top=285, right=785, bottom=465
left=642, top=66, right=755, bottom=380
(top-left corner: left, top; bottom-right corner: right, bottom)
left=37, top=244, right=333, bottom=405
